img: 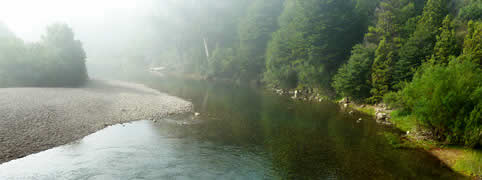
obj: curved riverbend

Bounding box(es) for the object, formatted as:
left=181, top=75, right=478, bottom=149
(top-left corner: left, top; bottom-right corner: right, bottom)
left=0, top=75, right=467, bottom=179
left=0, top=80, right=192, bottom=163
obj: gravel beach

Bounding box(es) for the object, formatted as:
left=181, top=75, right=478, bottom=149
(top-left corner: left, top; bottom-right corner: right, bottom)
left=0, top=80, right=192, bottom=164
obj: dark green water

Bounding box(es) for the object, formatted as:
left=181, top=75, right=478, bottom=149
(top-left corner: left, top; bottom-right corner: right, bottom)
left=0, top=74, right=465, bottom=179
left=140, top=75, right=463, bottom=179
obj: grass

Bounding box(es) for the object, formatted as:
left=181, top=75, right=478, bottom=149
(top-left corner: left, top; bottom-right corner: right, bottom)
left=389, top=110, right=482, bottom=177
left=348, top=104, right=375, bottom=115
left=350, top=105, right=481, bottom=177
left=453, top=148, right=482, bottom=177
left=388, top=110, right=417, bottom=132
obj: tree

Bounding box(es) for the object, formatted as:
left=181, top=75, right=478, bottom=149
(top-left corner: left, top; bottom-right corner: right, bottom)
left=0, top=23, right=88, bottom=87
left=369, top=0, right=419, bottom=102
left=429, top=15, right=460, bottom=65
left=370, top=38, right=397, bottom=102
left=394, top=0, right=449, bottom=84
left=237, top=0, right=285, bottom=81
left=265, top=0, right=365, bottom=89
left=459, top=20, right=482, bottom=65
left=42, top=24, right=88, bottom=85
left=332, top=44, right=376, bottom=100
left=457, top=0, right=482, bottom=21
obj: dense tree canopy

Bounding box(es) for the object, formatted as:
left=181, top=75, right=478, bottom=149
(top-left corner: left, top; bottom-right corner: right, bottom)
left=264, top=0, right=366, bottom=89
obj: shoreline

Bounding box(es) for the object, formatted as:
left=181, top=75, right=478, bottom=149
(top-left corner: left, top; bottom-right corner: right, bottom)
left=347, top=103, right=481, bottom=178
left=269, top=87, right=481, bottom=178
left=0, top=79, right=192, bottom=164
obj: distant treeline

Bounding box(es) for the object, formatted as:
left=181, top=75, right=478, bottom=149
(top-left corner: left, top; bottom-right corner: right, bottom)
left=149, top=0, right=481, bottom=147
left=0, top=23, right=87, bottom=87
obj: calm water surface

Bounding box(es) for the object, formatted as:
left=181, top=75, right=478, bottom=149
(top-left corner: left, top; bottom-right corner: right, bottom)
left=0, top=75, right=465, bottom=179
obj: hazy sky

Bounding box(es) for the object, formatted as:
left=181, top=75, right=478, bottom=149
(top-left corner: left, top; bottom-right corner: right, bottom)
left=0, top=0, right=154, bottom=41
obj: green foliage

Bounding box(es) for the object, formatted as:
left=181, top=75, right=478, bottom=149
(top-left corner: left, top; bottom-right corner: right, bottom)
left=368, top=0, right=421, bottom=102
left=370, top=38, right=397, bottom=102
left=459, top=20, right=482, bottom=65
left=207, top=47, right=238, bottom=78
left=454, top=148, right=482, bottom=176
left=0, top=23, right=87, bottom=87
left=332, top=44, right=376, bottom=100
left=264, top=0, right=366, bottom=89
left=264, top=21, right=306, bottom=88
left=458, top=0, right=482, bottom=21
left=430, top=15, right=460, bottom=65
left=389, top=110, right=419, bottom=132
left=394, top=0, right=450, bottom=84
left=237, top=0, right=284, bottom=81
left=388, top=59, right=481, bottom=146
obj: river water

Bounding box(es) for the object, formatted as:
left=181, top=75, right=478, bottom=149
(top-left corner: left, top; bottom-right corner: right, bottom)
left=0, top=75, right=465, bottom=179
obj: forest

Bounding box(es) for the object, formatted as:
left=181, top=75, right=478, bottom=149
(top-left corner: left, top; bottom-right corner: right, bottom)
left=142, top=0, right=481, bottom=147
left=0, top=0, right=480, bottom=147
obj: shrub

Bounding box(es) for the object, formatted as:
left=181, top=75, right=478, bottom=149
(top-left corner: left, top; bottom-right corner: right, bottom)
left=392, top=59, right=481, bottom=146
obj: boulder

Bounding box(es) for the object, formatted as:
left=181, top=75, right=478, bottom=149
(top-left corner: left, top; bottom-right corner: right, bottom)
left=340, top=97, right=350, bottom=104
left=376, top=112, right=387, bottom=121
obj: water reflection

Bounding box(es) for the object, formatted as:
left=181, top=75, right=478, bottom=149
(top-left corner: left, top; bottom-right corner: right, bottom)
left=141, top=75, right=464, bottom=179
left=0, top=75, right=465, bottom=179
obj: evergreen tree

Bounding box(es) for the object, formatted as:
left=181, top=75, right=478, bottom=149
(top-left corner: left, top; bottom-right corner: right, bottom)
left=332, top=44, right=376, bottom=100
left=430, top=15, right=460, bottom=65
left=237, top=0, right=285, bottom=81
left=265, top=0, right=364, bottom=89
left=369, top=0, right=419, bottom=102
left=370, top=38, right=397, bottom=102
left=459, top=20, right=482, bottom=65
left=394, top=0, right=449, bottom=84
left=458, top=0, right=482, bottom=21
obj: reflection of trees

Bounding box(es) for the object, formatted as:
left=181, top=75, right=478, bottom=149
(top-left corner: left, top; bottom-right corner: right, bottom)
left=141, top=76, right=462, bottom=179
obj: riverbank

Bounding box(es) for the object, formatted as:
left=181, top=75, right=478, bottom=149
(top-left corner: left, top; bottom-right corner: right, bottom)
left=269, top=87, right=480, bottom=178
left=0, top=80, right=192, bottom=164
left=348, top=103, right=482, bottom=178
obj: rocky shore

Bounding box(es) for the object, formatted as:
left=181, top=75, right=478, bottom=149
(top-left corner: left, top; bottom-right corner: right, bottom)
left=0, top=80, right=192, bottom=164
left=271, top=88, right=394, bottom=125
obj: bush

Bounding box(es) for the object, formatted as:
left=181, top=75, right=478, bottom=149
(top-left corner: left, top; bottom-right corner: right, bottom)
left=391, top=59, right=481, bottom=146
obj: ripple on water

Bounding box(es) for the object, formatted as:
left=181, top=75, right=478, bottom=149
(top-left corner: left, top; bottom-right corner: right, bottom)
left=0, top=120, right=276, bottom=180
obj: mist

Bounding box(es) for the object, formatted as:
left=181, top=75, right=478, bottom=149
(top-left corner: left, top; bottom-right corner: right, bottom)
left=0, top=0, right=481, bottom=178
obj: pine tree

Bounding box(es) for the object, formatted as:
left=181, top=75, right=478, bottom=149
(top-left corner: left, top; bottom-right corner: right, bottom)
left=238, top=0, right=284, bottom=81
left=332, top=44, right=376, bottom=100
left=264, top=0, right=364, bottom=88
left=459, top=20, right=482, bottom=65
left=369, top=0, right=419, bottom=102
left=370, top=38, right=396, bottom=102
left=430, top=15, right=460, bottom=65
left=394, top=0, right=449, bottom=84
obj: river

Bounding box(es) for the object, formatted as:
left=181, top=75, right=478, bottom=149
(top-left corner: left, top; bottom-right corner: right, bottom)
left=0, top=74, right=464, bottom=179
